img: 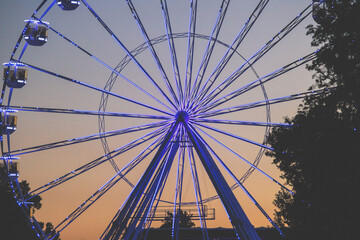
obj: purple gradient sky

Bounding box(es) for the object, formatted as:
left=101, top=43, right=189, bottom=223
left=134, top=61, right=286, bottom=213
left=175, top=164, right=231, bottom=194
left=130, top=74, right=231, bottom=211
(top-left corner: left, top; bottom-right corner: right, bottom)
left=0, top=1, right=316, bottom=239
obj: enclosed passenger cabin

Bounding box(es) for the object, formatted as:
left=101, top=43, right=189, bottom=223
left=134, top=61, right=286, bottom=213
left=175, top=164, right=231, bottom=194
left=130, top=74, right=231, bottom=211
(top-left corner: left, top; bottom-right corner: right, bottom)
left=0, top=161, right=19, bottom=179
left=3, top=63, right=28, bottom=88
left=57, top=0, right=80, bottom=10
left=24, top=20, right=49, bottom=46
left=8, top=161, right=19, bottom=179
left=1, top=115, right=17, bottom=135
left=312, top=0, right=336, bottom=24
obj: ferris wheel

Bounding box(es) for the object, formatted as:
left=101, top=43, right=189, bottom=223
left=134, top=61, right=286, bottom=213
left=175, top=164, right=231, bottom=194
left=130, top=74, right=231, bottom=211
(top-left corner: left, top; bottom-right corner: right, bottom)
left=0, top=0, right=331, bottom=239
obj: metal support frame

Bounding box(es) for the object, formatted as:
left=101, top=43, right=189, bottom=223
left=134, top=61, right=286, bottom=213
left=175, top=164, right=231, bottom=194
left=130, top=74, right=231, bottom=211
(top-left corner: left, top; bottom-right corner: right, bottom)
left=101, top=120, right=180, bottom=240
left=183, top=122, right=260, bottom=240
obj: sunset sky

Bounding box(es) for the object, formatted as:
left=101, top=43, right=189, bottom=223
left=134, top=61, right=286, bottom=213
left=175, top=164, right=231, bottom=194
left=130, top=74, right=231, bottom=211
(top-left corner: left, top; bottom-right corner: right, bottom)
left=0, top=1, right=316, bottom=239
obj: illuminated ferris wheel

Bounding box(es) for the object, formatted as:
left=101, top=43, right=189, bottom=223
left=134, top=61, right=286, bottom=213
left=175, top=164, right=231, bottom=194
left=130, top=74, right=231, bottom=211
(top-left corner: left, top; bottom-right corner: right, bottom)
left=1, top=0, right=331, bottom=239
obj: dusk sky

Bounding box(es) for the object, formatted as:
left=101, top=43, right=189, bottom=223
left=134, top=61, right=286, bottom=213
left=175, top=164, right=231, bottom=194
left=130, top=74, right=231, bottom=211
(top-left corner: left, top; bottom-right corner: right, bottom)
left=0, top=1, right=316, bottom=239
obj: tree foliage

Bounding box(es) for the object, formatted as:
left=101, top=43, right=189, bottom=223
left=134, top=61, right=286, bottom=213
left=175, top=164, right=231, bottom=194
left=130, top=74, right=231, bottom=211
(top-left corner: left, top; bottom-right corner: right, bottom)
left=0, top=178, right=39, bottom=239
left=160, top=209, right=195, bottom=229
left=0, top=177, right=61, bottom=239
left=266, top=1, right=360, bottom=239
left=40, top=222, right=61, bottom=240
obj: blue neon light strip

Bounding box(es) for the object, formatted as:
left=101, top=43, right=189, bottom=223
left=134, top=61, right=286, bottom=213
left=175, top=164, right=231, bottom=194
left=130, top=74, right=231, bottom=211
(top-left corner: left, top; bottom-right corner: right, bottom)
left=160, top=0, right=184, bottom=105
left=81, top=0, right=176, bottom=110
left=14, top=60, right=173, bottom=116
left=184, top=122, right=261, bottom=240
left=198, top=51, right=318, bottom=114
left=196, top=88, right=333, bottom=119
left=193, top=121, right=274, bottom=150
left=187, top=146, right=209, bottom=239
left=6, top=105, right=171, bottom=120
left=31, top=17, right=175, bottom=113
left=193, top=3, right=312, bottom=112
left=189, top=0, right=270, bottom=111
left=101, top=121, right=179, bottom=240
left=193, top=118, right=292, bottom=127
left=26, top=125, right=170, bottom=201
left=50, top=135, right=166, bottom=238
left=197, top=129, right=284, bottom=237
left=196, top=125, right=294, bottom=195
left=7, top=121, right=169, bottom=157
left=126, top=0, right=179, bottom=108
left=183, top=0, right=198, bottom=109
left=188, top=0, right=230, bottom=110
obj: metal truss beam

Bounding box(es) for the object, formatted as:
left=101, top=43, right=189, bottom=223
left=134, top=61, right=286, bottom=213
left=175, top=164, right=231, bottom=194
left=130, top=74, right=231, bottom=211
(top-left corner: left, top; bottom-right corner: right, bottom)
left=184, top=122, right=260, bottom=240
left=101, top=120, right=180, bottom=240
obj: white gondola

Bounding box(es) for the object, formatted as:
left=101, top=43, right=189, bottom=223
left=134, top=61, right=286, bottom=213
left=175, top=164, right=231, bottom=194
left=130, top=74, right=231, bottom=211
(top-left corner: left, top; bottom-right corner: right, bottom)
left=57, top=0, right=80, bottom=10
left=24, top=19, right=49, bottom=46
left=1, top=115, right=17, bottom=135
left=0, top=161, right=19, bottom=179
left=8, top=161, right=19, bottom=179
left=3, top=62, right=28, bottom=88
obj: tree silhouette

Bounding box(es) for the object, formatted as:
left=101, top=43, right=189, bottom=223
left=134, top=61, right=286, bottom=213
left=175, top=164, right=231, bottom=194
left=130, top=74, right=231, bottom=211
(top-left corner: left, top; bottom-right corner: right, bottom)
left=266, top=1, right=360, bottom=239
left=40, top=222, right=61, bottom=240
left=0, top=177, right=61, bottom=239
left=160, top=209, right=195, bottom=229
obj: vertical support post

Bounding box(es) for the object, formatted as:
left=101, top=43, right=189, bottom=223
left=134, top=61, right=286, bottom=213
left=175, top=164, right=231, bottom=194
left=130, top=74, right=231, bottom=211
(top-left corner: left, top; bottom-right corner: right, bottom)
left=124, top=140, right=179, bottom=240
left=183, top=122, right=260, bottom=240
left=101, top=121, right=180, bottom=240
left=172, top=143, right=185, bottom=240
left=188, top=147, right=209, bottom=239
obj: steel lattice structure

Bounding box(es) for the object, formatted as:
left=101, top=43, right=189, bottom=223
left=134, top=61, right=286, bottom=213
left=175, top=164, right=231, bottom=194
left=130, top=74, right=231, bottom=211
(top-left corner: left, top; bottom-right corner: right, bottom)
left=0, top=0, right=331, bottom=239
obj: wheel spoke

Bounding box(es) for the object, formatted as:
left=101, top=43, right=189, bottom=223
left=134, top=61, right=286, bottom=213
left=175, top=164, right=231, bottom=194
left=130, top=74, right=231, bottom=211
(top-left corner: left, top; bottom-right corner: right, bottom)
left=190, top=0, right=270, bottom=110
left=50, top=134, right=165, bottom=238
left=31, top=17, right=175, bottom=113
left=193, top=118, right=291, bottom=128
left=5, top=105, right=171, bottom=120
left=100, top=121, right=180, bottom=240
left=188, top=0, right=231, bottom=109
left=195, top=125, right=294, bottom=195
left=171, top=136, right=185, bottom=240
left=81, top=0, right=176, bottom=110
left=124, top=140, right=179, bottom=240
left=184, top=122, right=260, bottom=239
left=6, top=121, right=169, bottom=157
left=25, top=125, right=170, bottom=201
left=183, top=0, right=198, bottom=108
left=193, top=3, right=313, bottom=112
left=1, top=0, right=49, bottom=105
left=126, top=0, right=179, bottom=108
left=13, top=59, right=173, bottom=116
left=199, top=51, right=318, bottom=114
left=196, top=127, right=284, bottom=237
left=18, top=1, right=56, bottom=62
left=187, top=146, right=209, bottom=239
left=193, top=121, right=273, bottom=150
left=196, top=88, right=334, bottom=119
left=160, top=0, right=184, bottom=104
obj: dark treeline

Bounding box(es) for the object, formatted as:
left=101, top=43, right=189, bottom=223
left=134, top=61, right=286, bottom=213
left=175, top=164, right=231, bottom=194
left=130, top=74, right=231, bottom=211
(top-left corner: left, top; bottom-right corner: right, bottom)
left=0, top=178, right=39, bottom=239
left=266, top=1, right=360, bottom=239
left=0, top=177, right=60, bottom=240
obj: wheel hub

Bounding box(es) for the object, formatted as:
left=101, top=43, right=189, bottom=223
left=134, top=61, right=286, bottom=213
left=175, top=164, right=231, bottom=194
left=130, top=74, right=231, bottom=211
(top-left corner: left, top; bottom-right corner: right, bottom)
left=175, top=111, right=189, bottom=123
